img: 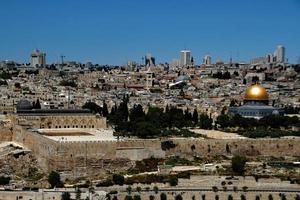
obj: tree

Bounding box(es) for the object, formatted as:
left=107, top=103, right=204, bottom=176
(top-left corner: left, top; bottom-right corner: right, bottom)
left=241, top=194, right=246, bottom=200
left=212, top=186, right=218, bottom=192
left=33, top=99, right=41, bottom=109
left=216, top=114, right=231, bottom=128
left=83, top=102, right=102, bottom=114
left=133, top=195, right=141, bottom=200
left=153, top=186, right=159, bottom=194
left=130, top=104, right=145, bottom=122
left=125, top=196, right=133, bottom=200
left=150, top=195, right=155, bottom=200
left=268, top=194, right=273, bottom=200
left=113, top=174, right=125, bottom=185
left=199, top=113, right=213, bottom=129
left=175, top=194, right=183, bottom=200
left=136, top=186, right=142, bottom=193
left=113, top=196, right=118, bottom=200
left=231, top=155, right=247, bottom=175
left=160, top=193, right=167, bottom=200
left=61, top=192, right=71, bottom=200
left=169, top=176, right=178, bottom=186
left=76, top=188, right=81, bottom=200
left=126, top=186, right=132, bottom=194
left=102, top=101, right=109, bottom=117
left=192, top=109, right=198, bottom=126
left=48, top=171, right=63, bottom=188
left=280, top=194, right=286, bottom=200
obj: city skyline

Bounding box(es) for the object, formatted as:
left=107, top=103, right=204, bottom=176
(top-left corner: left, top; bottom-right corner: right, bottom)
left=0, top=0, right=300, bottom=64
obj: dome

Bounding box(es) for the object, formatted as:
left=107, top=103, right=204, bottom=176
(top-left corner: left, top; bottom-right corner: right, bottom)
left=244, top=84, right=269, bottom=101
left=176, top=75, right=190, bottom=82
left=16, top=99, right=32, bottom=110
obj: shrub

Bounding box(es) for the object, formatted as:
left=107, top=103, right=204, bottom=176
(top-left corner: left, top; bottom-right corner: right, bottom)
left=113, top=174, right=125, bottom=185
left=169, top=176, right=178, bottom=186
left=232, top=155, right=247, bottom=175
left=0, top=176, right=11, bottom=185
left=160, top=193, right=167, bottom=200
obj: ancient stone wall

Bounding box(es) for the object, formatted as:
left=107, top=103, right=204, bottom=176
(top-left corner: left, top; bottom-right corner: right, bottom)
left=12, top=126, right=300, bottom=178
left=167, top=138, right=300, bottom=158
left=0, top=125, right=13, bottom=142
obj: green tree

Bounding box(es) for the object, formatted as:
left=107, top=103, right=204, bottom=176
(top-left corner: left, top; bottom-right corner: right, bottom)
left=48, top=171, right=63, bottom=188
left=0, top=176, right=11, bottom=185
left=192, top=109, right=198, bottom=126
left=126, top=186, right=132, bottom=194
left=150, top=195, right=155, bottom=200
left=113, top=174, right=125, bottom=185
left=280, top=194, right=286, bottom=200
left=134, top=121, right=160, bottom=138
left=160, top=193, right=167, bottom=200
left=169, top=176, right=178, bottom=186
left=175, top=194, right=183, bottom=200
left=199, top=113, right=213, bottom=129
left=130, top=104, right=145, bottom=122
left=133, top=195, right=141, bottom=200
left=76, top=188, right=81, bottom=200
left=125, top=196, right=133, bottom=200
left=241, top=194, right=246, bottom=200
left=102, top=101, right=109, bottom=117
left=153, top=186, right=159, bottom=194
left=61, top=192, right=71, bottom=200
left=268, top=194, right=273, bottom=200
left=136, top=186, right=142, bottom=193
left=82, top=101, right=102, bottom=114
left=231, top=155, right=247, bottom=175
left=216, top=114, right=231, bottom=128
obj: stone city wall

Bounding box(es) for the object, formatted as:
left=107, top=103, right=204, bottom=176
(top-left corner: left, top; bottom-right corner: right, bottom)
left=167, top=138, right=300, bottom=158
left=12, top=126, right=300, bottom=178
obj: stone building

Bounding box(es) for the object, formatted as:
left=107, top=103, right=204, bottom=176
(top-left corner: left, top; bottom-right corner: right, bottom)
left=229, top=84, right=283, bottom=119
left=10, top=109, right=106, bottom=129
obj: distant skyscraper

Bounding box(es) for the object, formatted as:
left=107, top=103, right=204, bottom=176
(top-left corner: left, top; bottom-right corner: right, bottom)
left=274, top=45, right=285, bottom=63
left=180, top=50, right=191, bottom=67
left=145, top=53, right=155, bottom=67
left=266, top=54, right=273, bottom=63
left=203, top=54, right=212, bottom=65
left=30, top=49, right=46, bottom=67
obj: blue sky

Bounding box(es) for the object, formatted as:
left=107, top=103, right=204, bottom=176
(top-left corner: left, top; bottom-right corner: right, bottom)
left=0, top=0, right=300, bottom=65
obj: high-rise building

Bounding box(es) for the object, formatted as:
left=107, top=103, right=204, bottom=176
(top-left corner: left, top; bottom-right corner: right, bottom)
left=274, top=45, right=285, bottom=63
left=203, top=54, right=212, bottom=65
left=180, top=50, right=191, bottom=67
left=145, top=53, right=155, bottom=66
left=30, top=49, right=46, bottom=67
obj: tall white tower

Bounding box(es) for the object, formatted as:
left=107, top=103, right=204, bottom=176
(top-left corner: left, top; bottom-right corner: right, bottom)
left=274, top=45, right=285, bottom=63
left=180, top=50, right=191, bottom=67
left=203, top=55, right=212, bottom=65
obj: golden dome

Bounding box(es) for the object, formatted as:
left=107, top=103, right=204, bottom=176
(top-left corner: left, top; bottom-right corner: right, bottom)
left=244, top=84, right=269, bottom=101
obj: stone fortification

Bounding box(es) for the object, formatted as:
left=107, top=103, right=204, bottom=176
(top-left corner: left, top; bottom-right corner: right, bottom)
left=11, top=126, right=300, bottom=178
